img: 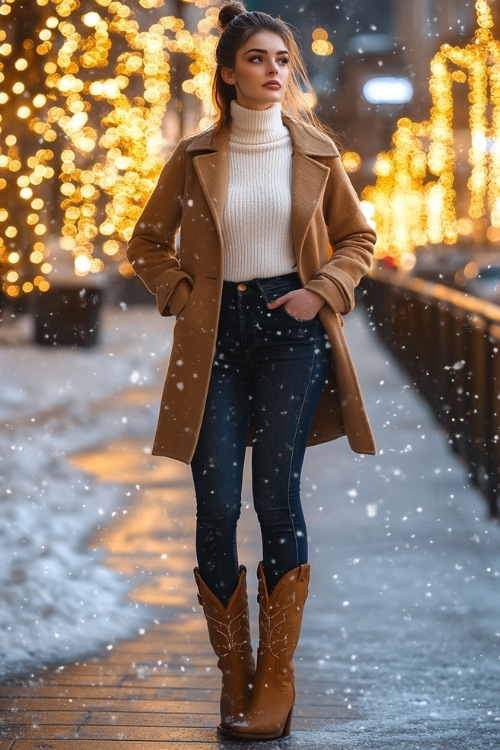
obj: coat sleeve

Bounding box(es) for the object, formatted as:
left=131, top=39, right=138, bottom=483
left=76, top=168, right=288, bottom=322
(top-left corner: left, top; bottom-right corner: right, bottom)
left=127, top=140, right=193, bottom=317
left=305, top=155, right=376, bottom=315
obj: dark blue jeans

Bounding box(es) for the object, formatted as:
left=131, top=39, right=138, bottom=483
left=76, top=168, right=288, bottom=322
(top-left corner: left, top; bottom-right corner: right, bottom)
left=191, top=273, right=330, bottom=605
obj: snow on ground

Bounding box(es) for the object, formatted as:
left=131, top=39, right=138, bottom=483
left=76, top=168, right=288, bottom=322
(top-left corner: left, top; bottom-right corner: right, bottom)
left=0, top=302, right=172, bottom=677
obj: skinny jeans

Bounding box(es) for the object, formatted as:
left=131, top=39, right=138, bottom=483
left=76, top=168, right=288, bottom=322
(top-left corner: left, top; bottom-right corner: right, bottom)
left=190, top=273, right=330, bottom=605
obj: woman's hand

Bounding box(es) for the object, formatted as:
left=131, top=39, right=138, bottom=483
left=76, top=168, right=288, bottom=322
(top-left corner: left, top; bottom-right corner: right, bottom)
left=267, top=288, right=325, bottom=320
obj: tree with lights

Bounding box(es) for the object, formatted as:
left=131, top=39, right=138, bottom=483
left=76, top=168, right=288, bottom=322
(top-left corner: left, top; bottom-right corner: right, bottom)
left=0, top=0, right=220, bottom=303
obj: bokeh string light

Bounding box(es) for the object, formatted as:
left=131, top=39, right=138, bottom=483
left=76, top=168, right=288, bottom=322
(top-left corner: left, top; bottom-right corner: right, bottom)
left=0, top=0, right=220, bottom=299
left=5, top=2, right=496, bottom=289
left=363, top=0, right=500, bottom=268
left=311, top=27, right=333, bottom=58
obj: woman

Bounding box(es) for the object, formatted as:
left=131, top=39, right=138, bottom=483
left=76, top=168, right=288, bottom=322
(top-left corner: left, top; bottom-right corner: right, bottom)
left=127, top=1, right=376, bottom=740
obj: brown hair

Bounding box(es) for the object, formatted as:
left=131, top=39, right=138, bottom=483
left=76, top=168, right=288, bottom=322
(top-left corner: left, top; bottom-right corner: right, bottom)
left=213, top=2, right=323, bottom=133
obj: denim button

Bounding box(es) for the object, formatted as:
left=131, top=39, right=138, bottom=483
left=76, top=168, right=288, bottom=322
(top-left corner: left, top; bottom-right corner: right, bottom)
left=237, top=283, right=247, bottom=292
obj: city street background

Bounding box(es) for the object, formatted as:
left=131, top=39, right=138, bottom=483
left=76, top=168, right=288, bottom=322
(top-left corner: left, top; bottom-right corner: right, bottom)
left=1, top=1, right=500, bottom=746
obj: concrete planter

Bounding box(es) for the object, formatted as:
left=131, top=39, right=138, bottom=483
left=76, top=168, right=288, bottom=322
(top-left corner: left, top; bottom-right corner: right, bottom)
left=33, top=284, right=104, bottom=347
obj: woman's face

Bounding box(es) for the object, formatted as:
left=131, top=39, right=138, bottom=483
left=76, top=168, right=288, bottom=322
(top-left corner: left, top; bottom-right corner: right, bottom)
left=221, top=30, right=290, bottom=110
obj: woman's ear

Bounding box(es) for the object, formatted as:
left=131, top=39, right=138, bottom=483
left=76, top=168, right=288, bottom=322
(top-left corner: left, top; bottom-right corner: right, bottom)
left=221, top=67, right=235, bottom=85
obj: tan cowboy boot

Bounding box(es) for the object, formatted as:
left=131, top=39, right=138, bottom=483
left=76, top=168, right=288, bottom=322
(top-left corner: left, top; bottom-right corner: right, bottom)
left=193, top=565, right=255, bottom=732
left=219, top=561, right=310, bottom=740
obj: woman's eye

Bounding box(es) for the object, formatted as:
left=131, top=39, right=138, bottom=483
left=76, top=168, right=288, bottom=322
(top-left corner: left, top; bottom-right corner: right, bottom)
left=249, top=55, right=263, bottom=63
left=278, top=58, right=289, bottom=66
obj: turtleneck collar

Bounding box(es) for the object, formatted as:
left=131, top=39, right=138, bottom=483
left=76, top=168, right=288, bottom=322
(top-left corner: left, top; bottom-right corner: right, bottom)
left=229, top=101, right=289, bottom=145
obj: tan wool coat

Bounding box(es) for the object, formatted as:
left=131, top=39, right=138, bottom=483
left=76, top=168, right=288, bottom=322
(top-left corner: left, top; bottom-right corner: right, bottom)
left=127, top=115, right=377, bottom=464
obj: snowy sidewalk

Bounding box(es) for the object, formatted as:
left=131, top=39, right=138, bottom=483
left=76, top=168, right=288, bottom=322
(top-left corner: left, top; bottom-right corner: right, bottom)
left=1, top=303, right=499, bottom=749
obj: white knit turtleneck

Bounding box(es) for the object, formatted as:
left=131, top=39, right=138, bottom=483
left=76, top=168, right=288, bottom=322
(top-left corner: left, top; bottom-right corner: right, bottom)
left=222, top=101, right=294, bottom=282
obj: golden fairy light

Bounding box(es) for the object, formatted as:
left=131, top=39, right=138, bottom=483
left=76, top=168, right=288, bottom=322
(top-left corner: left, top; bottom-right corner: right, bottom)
left=363, top=0, right=500, bottom=268
left=0, top=0, right=220, bottom=299
left=311, top=28, right=334, bottom=57
left=341, top=151, right=362, bottom=173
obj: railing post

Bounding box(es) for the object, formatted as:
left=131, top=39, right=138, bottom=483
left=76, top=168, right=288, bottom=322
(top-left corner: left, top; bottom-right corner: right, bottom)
left=485, top=323, right=500, bottom=519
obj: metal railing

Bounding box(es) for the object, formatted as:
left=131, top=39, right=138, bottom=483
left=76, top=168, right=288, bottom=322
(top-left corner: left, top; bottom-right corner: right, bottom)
left=361, top=269, right=500, bottom=519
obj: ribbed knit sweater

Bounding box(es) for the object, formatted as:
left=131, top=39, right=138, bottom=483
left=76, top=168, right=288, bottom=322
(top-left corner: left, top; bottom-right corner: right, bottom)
left=222, top=101, right=295, bottom=282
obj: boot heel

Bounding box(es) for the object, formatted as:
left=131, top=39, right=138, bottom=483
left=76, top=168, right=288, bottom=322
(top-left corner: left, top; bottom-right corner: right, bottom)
left=281, top=706, right=293, bottom=737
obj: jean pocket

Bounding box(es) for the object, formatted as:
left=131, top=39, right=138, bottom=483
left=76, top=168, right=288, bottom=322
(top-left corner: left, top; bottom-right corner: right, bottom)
left=271, top=307, right=318, bottom=342
left=281, top=305, right=317, bottom=323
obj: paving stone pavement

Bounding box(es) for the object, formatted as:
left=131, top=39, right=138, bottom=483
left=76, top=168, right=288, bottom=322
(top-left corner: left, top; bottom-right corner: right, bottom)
left=1, top=307, right=499, bottom=749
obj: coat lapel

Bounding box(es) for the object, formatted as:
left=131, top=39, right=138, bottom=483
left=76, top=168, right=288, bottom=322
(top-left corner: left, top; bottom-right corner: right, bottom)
left=290, top=151, right=329, bottom=260
left=284, top=116, right=338, bottom=262
left=187, top=128, right=229, bottom=244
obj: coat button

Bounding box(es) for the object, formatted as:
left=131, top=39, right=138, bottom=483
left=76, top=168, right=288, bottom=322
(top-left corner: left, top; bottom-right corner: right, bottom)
left=237, top=283, right=247, bottom=292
